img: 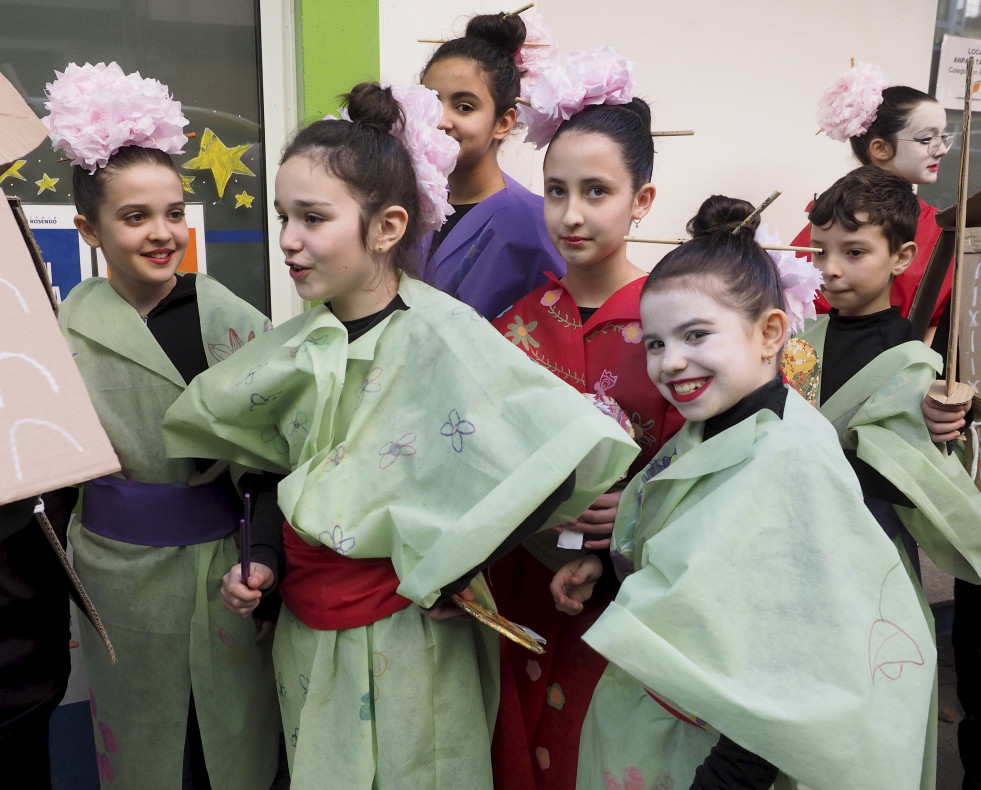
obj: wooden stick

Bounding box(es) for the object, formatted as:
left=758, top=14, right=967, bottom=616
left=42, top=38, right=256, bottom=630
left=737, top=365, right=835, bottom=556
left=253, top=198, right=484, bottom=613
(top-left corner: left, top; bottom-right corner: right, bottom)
left=947, top=56, right=974, bottom=397
left=418, top=38, right=548, bottom=45
left=504, top=1, right=535, bottom=17
left=733, top=190, right=781, bottom=235
left=651, top=130, right=695, bottom=137
left=623, top=235, right=821, bottom=253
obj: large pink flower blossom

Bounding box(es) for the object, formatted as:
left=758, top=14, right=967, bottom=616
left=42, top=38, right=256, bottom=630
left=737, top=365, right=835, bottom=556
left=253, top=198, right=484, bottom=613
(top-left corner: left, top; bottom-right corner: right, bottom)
left=756, top=223, right=823, bottom=334
left=816, top=62, right=889, bottom=142
left=522, top=46, right=634, bottom=149
left=42, top=62, right=188, bottom=173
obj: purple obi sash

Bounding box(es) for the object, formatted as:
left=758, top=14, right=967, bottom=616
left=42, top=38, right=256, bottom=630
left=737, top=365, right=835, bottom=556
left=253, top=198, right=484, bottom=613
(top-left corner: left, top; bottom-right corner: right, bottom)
left=81, top=474, right=240, bottom=547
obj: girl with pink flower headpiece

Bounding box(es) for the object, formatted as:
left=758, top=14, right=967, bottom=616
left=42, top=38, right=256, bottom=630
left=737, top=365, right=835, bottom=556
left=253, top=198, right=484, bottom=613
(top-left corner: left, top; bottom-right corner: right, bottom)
left=489, top=67, right=684, bottom=789
left=792, top=64, right=953, bottom=333
left=419, top=10, right=567, bottom=319
left=44, top=62, right=280, bottom=789
left=162, top=81, right=637, bottom=790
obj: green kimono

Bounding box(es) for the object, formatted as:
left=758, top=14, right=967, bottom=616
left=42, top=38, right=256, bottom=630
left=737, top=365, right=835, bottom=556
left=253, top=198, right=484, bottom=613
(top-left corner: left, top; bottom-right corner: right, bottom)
left=579, top=388, right=935, bottom=790
left=60, top=275, right=279, bottom=790
left=796, top=317, right=981, bottom=584
left=163, top=275, right=639, bottom=790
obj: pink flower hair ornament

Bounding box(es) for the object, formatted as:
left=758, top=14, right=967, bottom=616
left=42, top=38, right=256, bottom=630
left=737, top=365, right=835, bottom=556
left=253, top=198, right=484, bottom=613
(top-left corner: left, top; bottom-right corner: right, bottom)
left=390, top=85, right=460, bottom=231
left=514, top=9, right=560, bottom=105
left=323, top=85, right=459, bottom=232
left=521, top=46, right=635, bottom=149
left=816, top=62, right=890, bottom=142
left=42, top=61, right=189, bottom=174
left=755, top=223, right=824, bottom=334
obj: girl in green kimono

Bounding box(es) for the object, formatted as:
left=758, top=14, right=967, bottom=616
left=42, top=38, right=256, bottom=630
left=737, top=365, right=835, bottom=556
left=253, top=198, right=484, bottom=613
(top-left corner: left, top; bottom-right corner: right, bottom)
left=553, top=196, right=936, bottom=790
left=44, top=62, right=279, bottom=789
left=162, top=82, right=637, bottom=790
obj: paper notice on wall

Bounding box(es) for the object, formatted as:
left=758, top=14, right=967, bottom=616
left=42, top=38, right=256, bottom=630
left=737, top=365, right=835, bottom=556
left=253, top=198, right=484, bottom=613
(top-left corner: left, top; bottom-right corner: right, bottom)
left=936, top=34, right=981, bottom=112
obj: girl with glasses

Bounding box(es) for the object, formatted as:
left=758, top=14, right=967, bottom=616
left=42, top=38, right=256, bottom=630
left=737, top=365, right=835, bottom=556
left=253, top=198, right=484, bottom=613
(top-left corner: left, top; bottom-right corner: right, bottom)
left=792, top=66, right=952, bottom=331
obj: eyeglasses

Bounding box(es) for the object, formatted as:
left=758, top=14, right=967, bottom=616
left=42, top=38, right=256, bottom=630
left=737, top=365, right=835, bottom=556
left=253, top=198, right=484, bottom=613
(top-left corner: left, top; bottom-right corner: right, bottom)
left=894, top=133, right=954, bottom=155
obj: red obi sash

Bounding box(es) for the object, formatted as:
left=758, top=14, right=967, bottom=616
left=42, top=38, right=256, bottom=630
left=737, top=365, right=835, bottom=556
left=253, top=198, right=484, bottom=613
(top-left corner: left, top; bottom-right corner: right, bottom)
left=279, top=523, right=412, bottom=630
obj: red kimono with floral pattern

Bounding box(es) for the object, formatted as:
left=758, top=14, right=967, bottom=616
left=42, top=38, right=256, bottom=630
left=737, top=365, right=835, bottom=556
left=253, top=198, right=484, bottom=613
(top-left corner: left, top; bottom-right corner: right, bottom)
left=488, top=273, right=683, bottom=790
left=494, top=274, right=682, bottom=470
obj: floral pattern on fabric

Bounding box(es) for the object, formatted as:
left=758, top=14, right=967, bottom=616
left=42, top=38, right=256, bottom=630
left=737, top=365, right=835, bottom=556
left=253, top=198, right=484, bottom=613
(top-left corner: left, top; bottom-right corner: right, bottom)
left=89, top=689, right=117, bottom=784
left=504, top=315, right=540, bottom=350
left=378, top=432, right=417, bottom=469
left=440, top=409, right=476, bottom=453
left=781, top=336, right=821, bottom=406
left=494, top=275, right=683, bottom=475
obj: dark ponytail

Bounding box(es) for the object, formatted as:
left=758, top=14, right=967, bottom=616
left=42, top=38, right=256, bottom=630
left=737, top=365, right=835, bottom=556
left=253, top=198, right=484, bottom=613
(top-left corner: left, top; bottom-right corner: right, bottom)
left=421, top=12, right=526, bottom=119
left=546, top=98, right=654, bottom=190
left=850, top=85, right=938, bottom=165
left=643, top=195, right=784, bottom=322
left=281, top=83, right=422, bottom=276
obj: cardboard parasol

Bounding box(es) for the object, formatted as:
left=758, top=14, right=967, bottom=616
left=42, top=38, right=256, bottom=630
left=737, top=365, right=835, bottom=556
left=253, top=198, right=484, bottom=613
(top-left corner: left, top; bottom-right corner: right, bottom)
left=0, top=72, right=118, bottom=661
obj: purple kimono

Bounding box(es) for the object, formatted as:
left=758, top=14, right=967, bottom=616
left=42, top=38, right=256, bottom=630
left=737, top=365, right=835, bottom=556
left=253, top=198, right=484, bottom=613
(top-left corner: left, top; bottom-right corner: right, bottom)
left=421, top=173, right=566, bottom=319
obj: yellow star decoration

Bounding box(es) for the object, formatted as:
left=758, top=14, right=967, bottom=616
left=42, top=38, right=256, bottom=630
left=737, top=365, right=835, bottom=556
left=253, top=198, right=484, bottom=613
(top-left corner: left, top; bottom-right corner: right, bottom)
left=182, top=128, right=254, bottom=198
left=234, top=191, right=255, bottom=209
left=1, top=160, right=27, bottom=184
left=180, top=174, right=196, bottom=194
left=35, top=173, right=59, bottom=195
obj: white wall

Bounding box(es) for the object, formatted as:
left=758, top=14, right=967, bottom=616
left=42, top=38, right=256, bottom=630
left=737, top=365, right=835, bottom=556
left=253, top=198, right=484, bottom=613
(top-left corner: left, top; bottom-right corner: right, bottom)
left=379, top=0, right=938, bottom=270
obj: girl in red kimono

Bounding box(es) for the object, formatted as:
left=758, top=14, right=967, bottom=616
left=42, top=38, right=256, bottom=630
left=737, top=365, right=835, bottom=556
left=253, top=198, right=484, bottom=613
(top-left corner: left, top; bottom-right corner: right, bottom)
left=419, top=10, right=566, bottom=319
left=792, top=64, right=952, bottom=330
left=490, top=90, right=684, bottom=788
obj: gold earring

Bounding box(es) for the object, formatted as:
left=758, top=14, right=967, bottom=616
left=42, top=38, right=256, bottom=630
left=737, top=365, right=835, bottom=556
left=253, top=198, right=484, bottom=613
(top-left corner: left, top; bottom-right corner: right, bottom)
left=376, top=245, right=384, bottom=253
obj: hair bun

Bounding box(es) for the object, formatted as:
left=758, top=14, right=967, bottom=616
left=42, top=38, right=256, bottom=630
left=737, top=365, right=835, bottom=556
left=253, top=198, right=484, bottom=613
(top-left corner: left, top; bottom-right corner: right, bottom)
left=465, top=12, right=527, bottom=56
left=621, top=97, right=652, bottom=131
left=687, top=195, right=759, bottom=238
left=343, top=83, right=403, bottom=135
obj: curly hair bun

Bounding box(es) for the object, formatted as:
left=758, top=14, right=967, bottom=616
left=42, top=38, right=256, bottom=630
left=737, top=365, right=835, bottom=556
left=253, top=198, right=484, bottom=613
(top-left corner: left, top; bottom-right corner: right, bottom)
left=343, top=82, right=403, bottom=135
left=621, top=97, right=652, bottom=131
left=465, top=12, right=527, bottom=56
left=687, top=195, right=759, bottom=238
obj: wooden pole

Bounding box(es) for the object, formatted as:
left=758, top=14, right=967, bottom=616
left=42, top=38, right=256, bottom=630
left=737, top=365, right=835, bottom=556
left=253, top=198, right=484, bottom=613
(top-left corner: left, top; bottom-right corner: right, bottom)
left=947, top=56, right=974, bottom=397
left=623, top=235, right=821, bottom=253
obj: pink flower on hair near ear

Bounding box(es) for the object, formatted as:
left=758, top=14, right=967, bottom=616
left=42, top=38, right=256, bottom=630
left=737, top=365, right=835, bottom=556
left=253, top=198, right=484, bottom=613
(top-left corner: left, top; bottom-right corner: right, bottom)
left=42, top=61, right=188, bottom=173
left=522, top=46, right=634, bottom=149
left=515, top=9, right=561, bottom=129
left=816, top=62, right=889, bottom=142
left=390, top=85, right=460, bottom=231
left=756, top=223, right=824, bottom=334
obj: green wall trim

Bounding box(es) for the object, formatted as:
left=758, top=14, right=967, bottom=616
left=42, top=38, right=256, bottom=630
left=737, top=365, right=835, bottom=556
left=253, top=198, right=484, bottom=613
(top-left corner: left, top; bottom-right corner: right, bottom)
left=298, top=0, right=380, bottom=123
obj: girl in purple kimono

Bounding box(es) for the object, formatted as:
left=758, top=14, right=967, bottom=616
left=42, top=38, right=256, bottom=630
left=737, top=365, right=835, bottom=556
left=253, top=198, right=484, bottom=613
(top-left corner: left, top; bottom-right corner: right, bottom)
left=420, top=10, right=565, bottom=319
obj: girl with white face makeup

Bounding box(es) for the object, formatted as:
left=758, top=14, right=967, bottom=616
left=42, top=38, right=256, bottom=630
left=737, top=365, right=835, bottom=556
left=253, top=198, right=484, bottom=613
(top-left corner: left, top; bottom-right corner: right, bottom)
left=793, top=66, right=953, bottom=331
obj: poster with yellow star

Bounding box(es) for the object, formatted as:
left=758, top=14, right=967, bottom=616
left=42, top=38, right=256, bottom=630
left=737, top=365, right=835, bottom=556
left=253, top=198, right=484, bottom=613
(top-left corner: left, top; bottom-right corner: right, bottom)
left=182, top=128, right=254, bottom=199
left=35, top=173, right=59, bottom=195
left=1, top=160, right=27, bottom=184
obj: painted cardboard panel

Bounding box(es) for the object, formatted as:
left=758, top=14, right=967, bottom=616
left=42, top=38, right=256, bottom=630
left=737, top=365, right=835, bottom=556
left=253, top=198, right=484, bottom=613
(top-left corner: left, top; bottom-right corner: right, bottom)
left=0, top=193, right=120, bottom=505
